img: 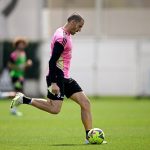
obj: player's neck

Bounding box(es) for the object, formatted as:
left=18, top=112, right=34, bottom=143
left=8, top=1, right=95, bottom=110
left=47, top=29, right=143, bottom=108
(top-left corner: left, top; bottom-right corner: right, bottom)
left=63, top=23, right=71, bottom=34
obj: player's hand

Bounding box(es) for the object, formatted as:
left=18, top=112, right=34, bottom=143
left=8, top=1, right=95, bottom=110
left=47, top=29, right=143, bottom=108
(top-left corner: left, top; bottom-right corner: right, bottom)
left=26, top=59, right=32, bottom=67
left=51, top=83, right=60, bottom=95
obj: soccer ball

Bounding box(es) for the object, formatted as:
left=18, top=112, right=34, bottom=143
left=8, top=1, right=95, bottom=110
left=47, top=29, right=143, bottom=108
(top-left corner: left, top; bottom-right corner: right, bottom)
left=88, top=128, right=105, bottom=144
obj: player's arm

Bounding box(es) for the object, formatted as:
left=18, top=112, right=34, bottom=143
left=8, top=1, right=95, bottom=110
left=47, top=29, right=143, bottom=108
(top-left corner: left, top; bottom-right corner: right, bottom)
left=25, top=59, right=32, bottom=68
left=49, top=41, right=64, bottom=94
left=49, top=41, right=64, bottom=82
left=7, top=56, right=19, bottom=70
left=8, top=62, right=17, bottom=70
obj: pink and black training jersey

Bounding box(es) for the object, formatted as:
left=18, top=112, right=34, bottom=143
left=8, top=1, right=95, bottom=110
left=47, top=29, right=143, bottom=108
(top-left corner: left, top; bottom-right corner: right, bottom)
left=50, top=27, right=72, bottom=79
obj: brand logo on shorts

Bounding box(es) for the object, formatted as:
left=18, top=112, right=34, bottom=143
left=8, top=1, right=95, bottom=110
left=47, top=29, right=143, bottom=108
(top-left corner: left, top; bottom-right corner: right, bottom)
left=57, top=93, right=64, bottom=99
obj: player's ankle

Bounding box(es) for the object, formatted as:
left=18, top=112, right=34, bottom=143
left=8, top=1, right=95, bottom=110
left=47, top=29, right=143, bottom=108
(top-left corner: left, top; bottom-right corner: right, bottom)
left=86, top=130, right=90, bottom=139
left=23, top=96, right=32, bottom=104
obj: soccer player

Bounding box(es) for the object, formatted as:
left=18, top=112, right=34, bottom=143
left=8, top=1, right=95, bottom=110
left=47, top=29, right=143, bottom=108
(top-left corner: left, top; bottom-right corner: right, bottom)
left=8, top=37, right=32, bottom=116
left=11, top=14, right=92, bottom=143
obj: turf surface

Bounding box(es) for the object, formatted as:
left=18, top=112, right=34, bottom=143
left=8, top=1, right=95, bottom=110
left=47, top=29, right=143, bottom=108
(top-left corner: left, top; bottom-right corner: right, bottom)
left=0, top=97, right=150, bottom=150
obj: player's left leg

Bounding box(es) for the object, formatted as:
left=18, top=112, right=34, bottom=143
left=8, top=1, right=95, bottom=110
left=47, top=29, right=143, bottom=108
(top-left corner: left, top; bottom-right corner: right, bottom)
left=64, top=78, right=92, bottom=141
left=70, top=91, right=92, bottom=138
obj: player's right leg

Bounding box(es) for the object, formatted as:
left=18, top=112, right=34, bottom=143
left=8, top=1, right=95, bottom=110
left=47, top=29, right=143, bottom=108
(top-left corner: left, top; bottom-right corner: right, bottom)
left=10, top=75, right=64, bottom=114
left=31, top=97, right=63, bottom=114
left=10, top=92, right=63, bottom=114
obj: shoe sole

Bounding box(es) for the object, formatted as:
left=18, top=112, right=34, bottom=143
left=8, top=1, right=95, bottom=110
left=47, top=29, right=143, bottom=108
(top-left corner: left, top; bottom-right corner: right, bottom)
left=102, top=140, right=107, bottom=144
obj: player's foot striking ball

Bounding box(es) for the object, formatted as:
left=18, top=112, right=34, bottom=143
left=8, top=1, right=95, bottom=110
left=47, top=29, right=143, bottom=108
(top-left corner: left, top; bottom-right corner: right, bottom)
left=11, top=13, right=98, bottom=143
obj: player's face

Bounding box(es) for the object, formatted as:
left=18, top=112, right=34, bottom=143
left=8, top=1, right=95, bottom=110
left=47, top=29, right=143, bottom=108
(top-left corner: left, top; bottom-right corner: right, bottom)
left=70, top=20, right=84, bottom=35
left=17, top=42, right=26, bottom=50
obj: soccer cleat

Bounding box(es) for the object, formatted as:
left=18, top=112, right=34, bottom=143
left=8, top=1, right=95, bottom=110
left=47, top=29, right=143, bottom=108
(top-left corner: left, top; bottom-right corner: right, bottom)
left=85, top=139, right=90, bottom=144
left=102, top=140, right=108, bottom=144
left=10, top=92, right=24, bottom=108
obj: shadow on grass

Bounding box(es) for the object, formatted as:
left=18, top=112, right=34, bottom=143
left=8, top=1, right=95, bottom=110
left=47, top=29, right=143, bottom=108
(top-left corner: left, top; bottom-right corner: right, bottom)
left=50, top=144, right=85, bottom=147
left=50, top=144, right=100, bottom=147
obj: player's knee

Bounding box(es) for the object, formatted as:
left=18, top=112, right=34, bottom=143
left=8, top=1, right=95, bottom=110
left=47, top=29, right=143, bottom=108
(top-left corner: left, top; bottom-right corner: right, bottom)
left=52, top=110, right=60, bottom=114
left=48, top=99, right=62, bottom=114
left=51, top=107, right=61, bottom=114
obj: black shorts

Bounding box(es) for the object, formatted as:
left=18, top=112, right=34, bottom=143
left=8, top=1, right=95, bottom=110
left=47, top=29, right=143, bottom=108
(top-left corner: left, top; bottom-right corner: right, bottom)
left=46, top=76, right=82, bottom=100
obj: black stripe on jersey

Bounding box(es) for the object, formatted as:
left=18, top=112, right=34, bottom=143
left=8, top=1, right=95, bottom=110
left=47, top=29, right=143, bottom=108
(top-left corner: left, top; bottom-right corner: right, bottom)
left=62, top=38, right=67, bottom=46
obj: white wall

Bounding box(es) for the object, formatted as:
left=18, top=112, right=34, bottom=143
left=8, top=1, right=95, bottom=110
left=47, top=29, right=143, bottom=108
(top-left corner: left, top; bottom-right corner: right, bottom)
left=71, top=38, right=138, bottom=96
left=139, top=40, right=150, bottom=95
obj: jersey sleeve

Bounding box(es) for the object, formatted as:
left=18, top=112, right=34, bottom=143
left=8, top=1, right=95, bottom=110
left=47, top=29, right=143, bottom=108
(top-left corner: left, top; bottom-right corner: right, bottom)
left=55, top=34, right=67, bottom=47
left=49, top=41, right=64, bottom=82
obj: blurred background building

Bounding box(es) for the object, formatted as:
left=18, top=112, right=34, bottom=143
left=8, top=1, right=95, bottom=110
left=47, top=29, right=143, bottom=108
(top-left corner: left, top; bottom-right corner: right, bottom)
left=0, top=0, right=150, bottom=96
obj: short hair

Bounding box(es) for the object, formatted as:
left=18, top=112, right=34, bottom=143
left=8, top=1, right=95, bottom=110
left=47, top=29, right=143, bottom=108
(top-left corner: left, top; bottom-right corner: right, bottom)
left=67, top=13, right=84, bottom=22
left=13, top=37, right=28, bottom=48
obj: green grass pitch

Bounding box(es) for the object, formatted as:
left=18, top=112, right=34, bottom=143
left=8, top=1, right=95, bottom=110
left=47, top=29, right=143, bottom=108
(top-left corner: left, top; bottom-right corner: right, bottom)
left=0, top=97, right=150, bottom=150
